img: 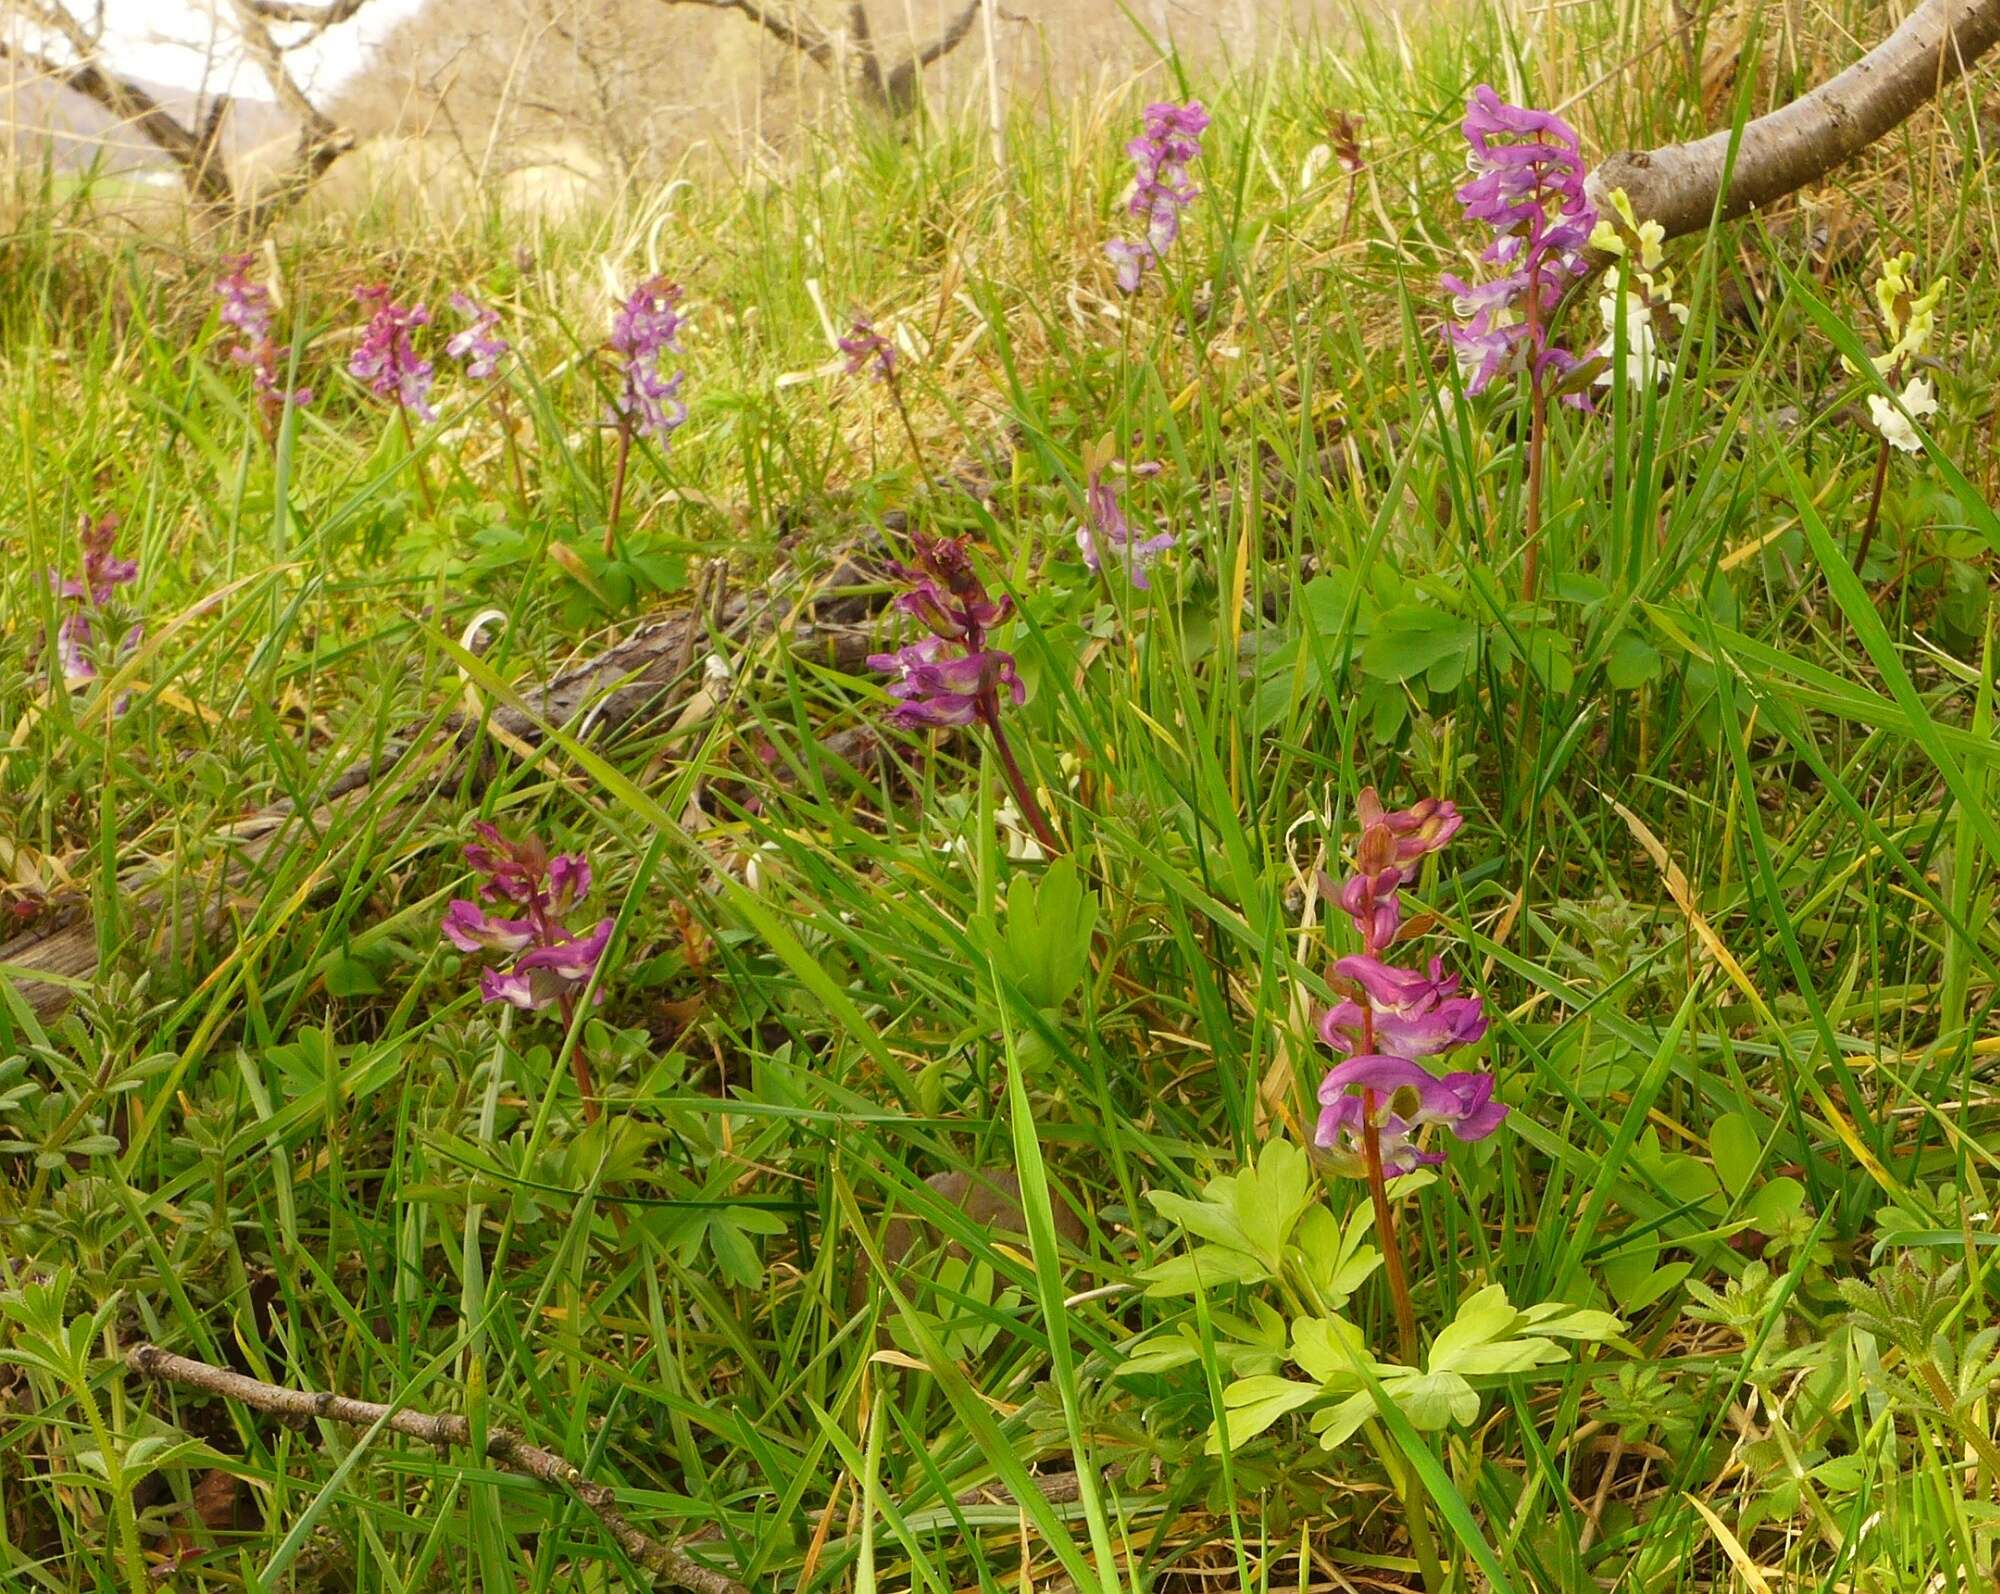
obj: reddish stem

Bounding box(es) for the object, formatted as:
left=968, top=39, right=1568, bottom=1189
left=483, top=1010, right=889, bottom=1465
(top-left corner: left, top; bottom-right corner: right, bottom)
left=1521, top=305, right=1548, bottom=604
left=605, top=420, right=633, bottom=558
left=981, top=692, right=1061, bottom=856
left=1361, top=1090, right=1419, bottom=1364
left=396, top=404, right=438, bottom=518
left=555, top=990, right=600, bottom=1124
left=1854, top=435, right=1891, bottom=576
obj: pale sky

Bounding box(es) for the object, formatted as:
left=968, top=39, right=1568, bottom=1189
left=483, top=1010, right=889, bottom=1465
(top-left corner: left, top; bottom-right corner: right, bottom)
left=43, top=0, right=427, bottom=100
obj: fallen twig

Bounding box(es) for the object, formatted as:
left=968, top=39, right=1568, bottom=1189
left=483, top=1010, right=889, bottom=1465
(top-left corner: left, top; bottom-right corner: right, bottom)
left=126, top=1344, right=746, bottom=1594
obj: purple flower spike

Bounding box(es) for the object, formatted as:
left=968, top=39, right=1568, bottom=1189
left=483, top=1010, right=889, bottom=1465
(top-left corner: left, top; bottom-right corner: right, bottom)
left=1312, top=784, right=1504, bottom=1177
left=350, top=284, right=436, bottom=421
left=609, top=277, right=687, bottom=445
left=870, top=533, right=1026, bottom=733
left=838, top=316, right=898, bottom=382
left=217, top=254, right=271, bottom=345
left=1314, top=1054, right=1508, bottom=1176
left=1105, top=99, right=1209, bottom=292
left=444, top=824, right=611, bottom=1015
left=1077, top=468, right=1174, bottom=588
left=445, top=292, right=510, bottom=380
left=46, top=514, right=142, bottom=690
left=1442, top=85, right=1595, bottom=403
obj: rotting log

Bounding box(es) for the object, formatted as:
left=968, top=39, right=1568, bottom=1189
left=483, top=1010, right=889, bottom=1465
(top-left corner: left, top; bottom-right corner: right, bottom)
left=1589, top=0, right=2000, bottom=238
left=0, top=545, right=887, bottom=1023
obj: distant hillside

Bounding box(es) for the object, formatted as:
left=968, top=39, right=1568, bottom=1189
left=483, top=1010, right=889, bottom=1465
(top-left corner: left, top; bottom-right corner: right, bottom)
left=0, top=62, right=289, bottom=179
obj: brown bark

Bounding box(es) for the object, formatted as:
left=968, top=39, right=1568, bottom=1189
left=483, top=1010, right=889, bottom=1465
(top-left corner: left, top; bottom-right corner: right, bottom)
left=0, top=547, right=884, bottom=1021
left=1589, top=0, right=2000, bottom=239
left=127, top=1345, right=746, bottom=1594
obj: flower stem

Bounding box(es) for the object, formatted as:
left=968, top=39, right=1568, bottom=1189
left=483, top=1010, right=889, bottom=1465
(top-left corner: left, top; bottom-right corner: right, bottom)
left=605, top=419, right=634, bottom=559
left=1521, top=338, right=1548, bottom=604
left=1854, top=435, right=1891, bottom=575
left=555, top=990, right=600, bottom=1122
left=396, top=404, right=438, bottom=518
left=887, top=378, right=937, bottom=499
left=1360, top=1089, right=1419, bottom=1365
left=495, top=384, right=530, bottom=511
left=981, top=695, right=1061, bottom=856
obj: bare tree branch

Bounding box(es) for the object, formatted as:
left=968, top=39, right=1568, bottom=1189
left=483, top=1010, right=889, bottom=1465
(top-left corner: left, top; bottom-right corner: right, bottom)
left=1590, top=0, right=2000, bottom=240
left=127, top=1345, right=747, bottom=1594
left=652, top=0, right=834, bottom=67
left=882, top=0, right=982, bottom=114
left=0, top=5, right=237, bottom=206
left=241, top=0, right=370, bottom=25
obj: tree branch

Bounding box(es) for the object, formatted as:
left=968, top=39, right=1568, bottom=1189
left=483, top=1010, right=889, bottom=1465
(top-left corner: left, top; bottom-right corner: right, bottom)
left=127, top=1345, right=747, bottom=1594
left=0, top=5, right=237, bottom=207
left=1590, top=0, right=2000, bottom=239
left=241, top=0, right=371, bottom=25
left=880, top=0, right=982, bottom=114
left=652, top=0, right=835, bottom=67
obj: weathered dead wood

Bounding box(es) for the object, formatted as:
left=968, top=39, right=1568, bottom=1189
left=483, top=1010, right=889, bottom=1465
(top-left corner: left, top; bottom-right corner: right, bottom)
left=0, top=546, right=885, bottom=1021
left=1591, top=0, right=2000, bottom=239
left=127, top=1344, right=746, bottom=1594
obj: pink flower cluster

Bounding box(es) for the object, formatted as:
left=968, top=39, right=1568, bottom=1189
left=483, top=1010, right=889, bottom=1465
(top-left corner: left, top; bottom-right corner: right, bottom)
left=349, top=285, right=437, bottom=421
left=868, top=533, right=1024, bottom=730
left=1441, top=86, right=1596, bottom=399
left=1315, top=790, right=1505, bottom=1176
left=1077, top=467, right=1174, bottom=589
left=47, top=512, right=141, bottom=686
left=442, top=823, right=613, bottom=1013
left=838, top=316, right=897, bottom=382
left=215, top=254, right=312, bottom=421
left=1106, top=100, right=1210, bottom=293
left=609, top=277, right=688, bottom=445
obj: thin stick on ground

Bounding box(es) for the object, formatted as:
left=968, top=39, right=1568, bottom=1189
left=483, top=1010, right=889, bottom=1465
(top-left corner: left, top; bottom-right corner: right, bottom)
left=126, top=1344, right=745, bottom=1594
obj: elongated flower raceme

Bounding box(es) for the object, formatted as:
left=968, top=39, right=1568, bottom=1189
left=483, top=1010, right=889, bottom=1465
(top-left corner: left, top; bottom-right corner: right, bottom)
left=350, top=285, right=436, bottom=421
left=1080, top=436, right=1168, bottom=584
left=445, top=292, right=509, bottom=379
left=217, top=253, right=311, bottom=422
left=1106, top=99, right=1209, bottom=293
left=838, top=316, right=897, bottom=382
left=609, top=277, right=688, bottom=445
left=868, top=533, right=1057, bottom=852
left=868, top=534, right=1023, bottom=730
left=47, top=512, right=142, bottom=688
left=443, top=823, right=613, bottom=1014
left=1442, top=86, right=1596, bottom=399
left=1314, top=788, right=1502, bottom=1178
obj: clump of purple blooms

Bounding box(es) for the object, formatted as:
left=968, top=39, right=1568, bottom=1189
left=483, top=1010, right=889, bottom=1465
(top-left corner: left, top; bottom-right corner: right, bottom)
left=349, top=285, right=437, bottom=421
left=1315, top=789, right=1504, bottom=1177
left=608, top=277, right=687, bottom=445
left=215, top=253, right=312, bottom=423
left=47, top=512, right=141, bottom=686
left=442, top=822, right=615, bottom=1120
left=869, top=533, right=1023, bottom=730
left=1105, top=100, right=1209, bottom=294
left=1077, top=438, right=1174, bottom=588
left=443, top=822, right=613, bottom=1014
left=838, top=316, right=897, bottom=382
left=869, top=534, right=1059, bottom=853
left=1441, top=86, right=1596, bottom=398
left=445, top=293, right=509, bottom=379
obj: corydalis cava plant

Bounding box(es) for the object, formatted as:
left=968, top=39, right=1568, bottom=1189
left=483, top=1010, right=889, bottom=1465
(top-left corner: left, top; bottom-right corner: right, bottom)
left=443, top=823, right=615, bottom=1120
left=1105, top=100, right=1209, bottom=293
left=1316, top=789, right=1503, bottom=1358
left=47, top=512, right=142, bottom=691
left=216, top=253, right=311, bottom=429
left=1588, top=188, right=1688, bottom=391
left=1444, top=86, right=1596, bottom=600
left=868, top=533, right=1059, bottom=855
left=349, top=285, right=436, bottom=421
left=1845, top=251, right=1946, bottom=571
left=603, top=277, right=688, bottom=553
left=1076, top=434, right=1173, bottom=588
